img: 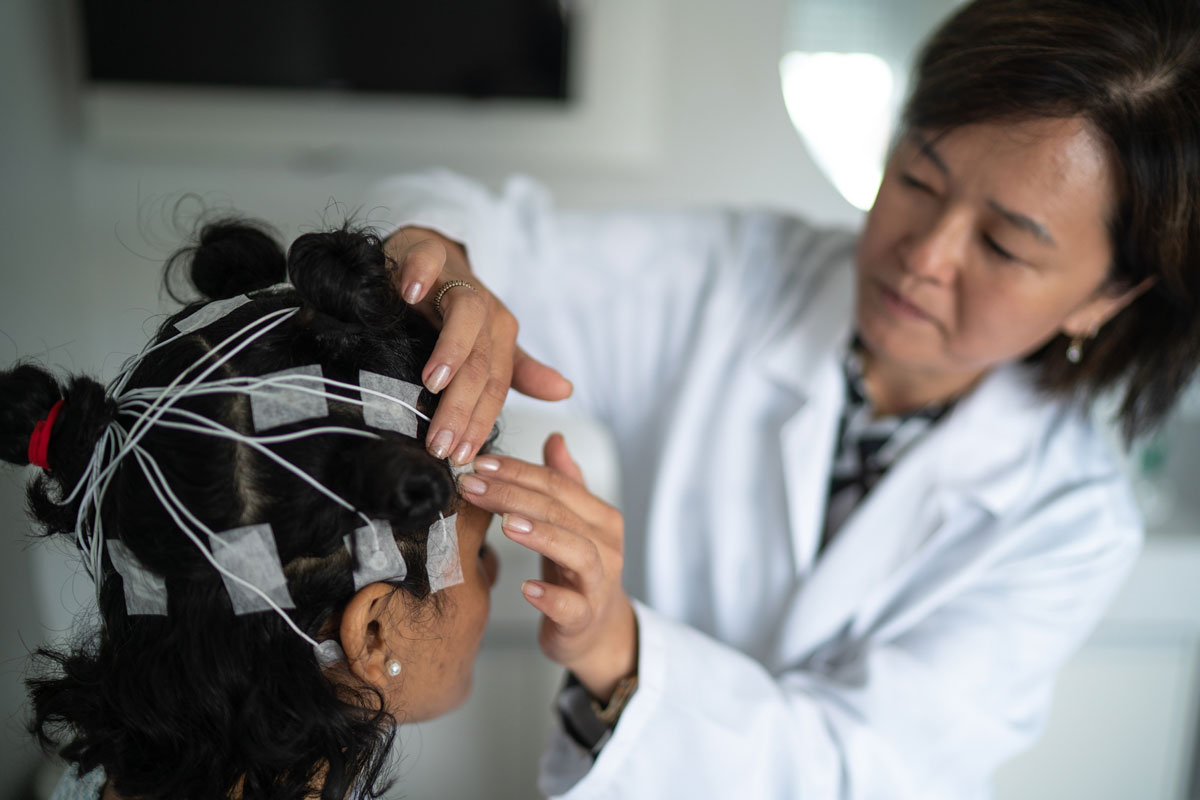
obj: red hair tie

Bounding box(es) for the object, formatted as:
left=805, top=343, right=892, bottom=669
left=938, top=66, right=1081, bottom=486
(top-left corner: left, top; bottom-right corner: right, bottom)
left=28, top=399, right=64, bottom=470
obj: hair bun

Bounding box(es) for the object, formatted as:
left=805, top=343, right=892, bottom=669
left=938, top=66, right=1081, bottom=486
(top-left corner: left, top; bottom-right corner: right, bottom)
left=287, top=227, right=403, bottom=326
left=2, top=364, right=115, bottom=535
left=333, top=437, right=453, bottom=531
left=181, top=219, right=287, bottom=302
left=0, top=364, right=63, bottom=466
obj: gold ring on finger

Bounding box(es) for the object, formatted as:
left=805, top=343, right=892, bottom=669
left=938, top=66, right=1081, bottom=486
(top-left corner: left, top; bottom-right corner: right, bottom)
left=432, top=280, right=478, bottom=317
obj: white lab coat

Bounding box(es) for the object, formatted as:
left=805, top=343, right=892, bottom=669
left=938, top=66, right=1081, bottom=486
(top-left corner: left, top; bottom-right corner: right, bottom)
left=367, top=171, right=1142, bottom=799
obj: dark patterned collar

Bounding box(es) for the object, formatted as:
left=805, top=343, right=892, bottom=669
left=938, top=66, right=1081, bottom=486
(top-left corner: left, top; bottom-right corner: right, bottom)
left=821, top=336, right=953, bottom=550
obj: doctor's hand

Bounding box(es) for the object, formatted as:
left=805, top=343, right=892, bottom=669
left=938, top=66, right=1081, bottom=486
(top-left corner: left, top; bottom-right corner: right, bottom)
left=384, top=227, right=573, bottom=465
left=457, top=433, right=638, bottom=703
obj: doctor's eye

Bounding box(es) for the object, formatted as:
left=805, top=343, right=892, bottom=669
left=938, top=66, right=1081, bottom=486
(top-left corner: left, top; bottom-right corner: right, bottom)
left=899, top=173, right=936, bottom=195
left=982, top=234, right=1017, bottom=262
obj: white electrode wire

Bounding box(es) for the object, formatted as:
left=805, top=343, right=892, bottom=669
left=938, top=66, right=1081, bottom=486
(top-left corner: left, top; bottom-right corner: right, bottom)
left=109, top=327, right=189, bottom=397
left=78, top=308, right=294, bottom=512
left=84, top=422, right=140, bottom=586
left=107, top=287, right=291, bottom=398
left=123, top=409, right=381, bottom=446
left=120, top=372, right=432, bottom=425
left=119, top=400, right=377, bottom=524
left=55, top=307, right=298, bottom=514
left=115, top=308, right=299, bottom=463
left=55, top=308, right=297, bottom=586
left=50, top=299, right=459, bottom=656
left=117, top=370, right=436, bottom=529
left=76, top=426, right=123, bottom=582
left=127, top=423, right=447, bottom=650
left=128, top=443, right=320, bottom=648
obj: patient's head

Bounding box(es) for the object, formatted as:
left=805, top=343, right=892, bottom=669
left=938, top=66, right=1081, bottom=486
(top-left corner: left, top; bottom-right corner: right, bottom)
left=1, top=220, right=499, bottom=800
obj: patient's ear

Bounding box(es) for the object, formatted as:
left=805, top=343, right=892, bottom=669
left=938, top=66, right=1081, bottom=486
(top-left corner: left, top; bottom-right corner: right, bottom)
left=339, top=583, right=401, bottom=688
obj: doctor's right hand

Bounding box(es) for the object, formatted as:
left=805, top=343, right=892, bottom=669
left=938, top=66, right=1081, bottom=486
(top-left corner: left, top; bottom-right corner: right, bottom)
left=457, top=433, right=638, bottom=704
left=383, top=227, right=573, bottom=465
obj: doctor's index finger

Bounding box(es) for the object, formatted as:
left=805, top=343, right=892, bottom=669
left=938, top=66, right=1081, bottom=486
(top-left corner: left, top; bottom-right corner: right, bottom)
left=421, top=284, right=487, bottom=394
left=523, top=580, right=591, bottom=635
left=394, top=236, right=448, bottom=304
left=426, top=341, right=493, bottom=462
left=500, top=514, right=605, bottom=591
left=457, top=470, right=592, bottom=538
left=383, top=228, right=446, bottom=304
left=470, top=452, right=617, bottom=523
left=451, top=328, right=517, bottom=465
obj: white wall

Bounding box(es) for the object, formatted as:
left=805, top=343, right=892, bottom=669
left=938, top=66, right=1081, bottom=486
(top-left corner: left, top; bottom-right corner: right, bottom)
left=0, top=2, right=84, bottom=796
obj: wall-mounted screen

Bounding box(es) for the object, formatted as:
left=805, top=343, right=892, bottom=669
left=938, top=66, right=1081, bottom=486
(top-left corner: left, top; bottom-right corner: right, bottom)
left=80, top=0, right=571, bottom=100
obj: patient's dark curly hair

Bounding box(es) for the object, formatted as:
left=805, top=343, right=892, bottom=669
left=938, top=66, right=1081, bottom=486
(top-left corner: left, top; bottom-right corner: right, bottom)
left=1, top=219, right=479, bottom=800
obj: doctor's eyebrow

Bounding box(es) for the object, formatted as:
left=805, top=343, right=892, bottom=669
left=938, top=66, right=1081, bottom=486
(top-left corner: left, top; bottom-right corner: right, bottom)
left=911, top=132, right=950, bottom=175
left=910, top=132, right=1057, bottom=248
left=987, top=200, right=1057, bottom=247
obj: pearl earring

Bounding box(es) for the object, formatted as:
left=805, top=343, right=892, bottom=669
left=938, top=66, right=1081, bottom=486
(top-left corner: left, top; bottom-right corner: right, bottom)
left=1066, top=335, right=1085, bottom=364
left=1067, top=323, right=1100, bottom=365
left=387, top=659, right=402, bottom=677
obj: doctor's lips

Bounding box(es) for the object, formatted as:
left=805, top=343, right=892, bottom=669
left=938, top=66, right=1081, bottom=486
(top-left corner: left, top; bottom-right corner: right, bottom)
left=876, top=280, right=935, bottom=322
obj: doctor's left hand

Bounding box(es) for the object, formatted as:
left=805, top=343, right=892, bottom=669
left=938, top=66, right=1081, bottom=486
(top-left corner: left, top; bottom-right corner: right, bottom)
left=457, top=433, right=637, bottom=703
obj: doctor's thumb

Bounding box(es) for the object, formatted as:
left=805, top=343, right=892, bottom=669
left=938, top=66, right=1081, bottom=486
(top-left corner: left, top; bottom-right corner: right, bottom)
left=543, top=432, right=586, bottom=487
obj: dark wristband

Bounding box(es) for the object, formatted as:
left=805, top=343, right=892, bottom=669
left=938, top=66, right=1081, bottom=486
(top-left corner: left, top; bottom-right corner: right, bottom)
left=555, top=672, right=637, bottom=757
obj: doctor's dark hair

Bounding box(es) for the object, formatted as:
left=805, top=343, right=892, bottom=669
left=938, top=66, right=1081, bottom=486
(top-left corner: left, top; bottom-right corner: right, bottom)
left=903, top=0, right=1200, bottom=439
left=1, top=220, right=478, bottom=800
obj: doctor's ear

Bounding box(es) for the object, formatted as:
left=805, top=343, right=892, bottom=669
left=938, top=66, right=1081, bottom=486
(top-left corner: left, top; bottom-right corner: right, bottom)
left=1061, top=276, right=1157, bottom=338
left=339, top=583, right=404, bottom=688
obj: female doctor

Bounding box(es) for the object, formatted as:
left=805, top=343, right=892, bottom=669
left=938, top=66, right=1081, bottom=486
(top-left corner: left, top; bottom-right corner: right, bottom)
left=368, top=0, right=1200, bottom=796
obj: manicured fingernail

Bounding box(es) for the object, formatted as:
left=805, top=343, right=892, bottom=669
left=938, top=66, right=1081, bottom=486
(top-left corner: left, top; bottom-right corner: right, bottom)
left=459, top=474, right=487, bottom=495
left=426, top=365, right=451, bottom=393
left=521, top=581, right=544, bottom=599
left=403, top=281, right=423, bottom=304
left=474, top=456, right=501, bottom=472
left=429, top=429, right=454, bottom=459
left=451, top=442, right=474, bottom=465
left=503, top=514, right=532, bottom=534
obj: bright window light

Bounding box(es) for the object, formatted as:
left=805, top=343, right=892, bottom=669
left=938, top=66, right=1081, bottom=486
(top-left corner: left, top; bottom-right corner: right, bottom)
left=780, top=51, right=895, bottom=211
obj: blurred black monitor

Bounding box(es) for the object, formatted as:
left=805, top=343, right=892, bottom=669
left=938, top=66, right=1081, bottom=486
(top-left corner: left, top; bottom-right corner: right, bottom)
left=79, top=0, right=571, bottom=100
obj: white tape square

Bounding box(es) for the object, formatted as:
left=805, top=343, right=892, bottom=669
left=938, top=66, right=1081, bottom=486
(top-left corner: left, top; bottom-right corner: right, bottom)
left=426, top=513, right=464, bottom=593
left=107, top=539, right=169, bottom=616
left=314, top=639, right=346, bottom=668
left=250, top=365, right=330, bottom=432
left=174, top=295, right=252, bottom=333
left=344, top=520, right=408, bottom=590
left=208, top=523, right=295, bottom=615
left=359, top=371, right=423, bottom=436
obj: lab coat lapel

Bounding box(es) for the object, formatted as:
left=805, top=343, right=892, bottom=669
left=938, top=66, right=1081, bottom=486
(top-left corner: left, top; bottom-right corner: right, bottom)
left=770, top=364, right=1048, bottom=665
left=780, top=436, right=946, bottom=661
left=776, top=361, right=843, bottom=575
left=760, top=261, right=854, bottom=577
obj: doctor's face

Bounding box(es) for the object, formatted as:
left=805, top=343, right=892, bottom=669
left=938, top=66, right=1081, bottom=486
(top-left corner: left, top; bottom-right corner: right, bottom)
left=854, top=117, right=1118, bottom=383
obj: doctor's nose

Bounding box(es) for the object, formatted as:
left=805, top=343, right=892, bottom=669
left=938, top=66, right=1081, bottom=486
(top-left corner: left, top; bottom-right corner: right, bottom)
left=899, top=210, right=969, bottom=285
